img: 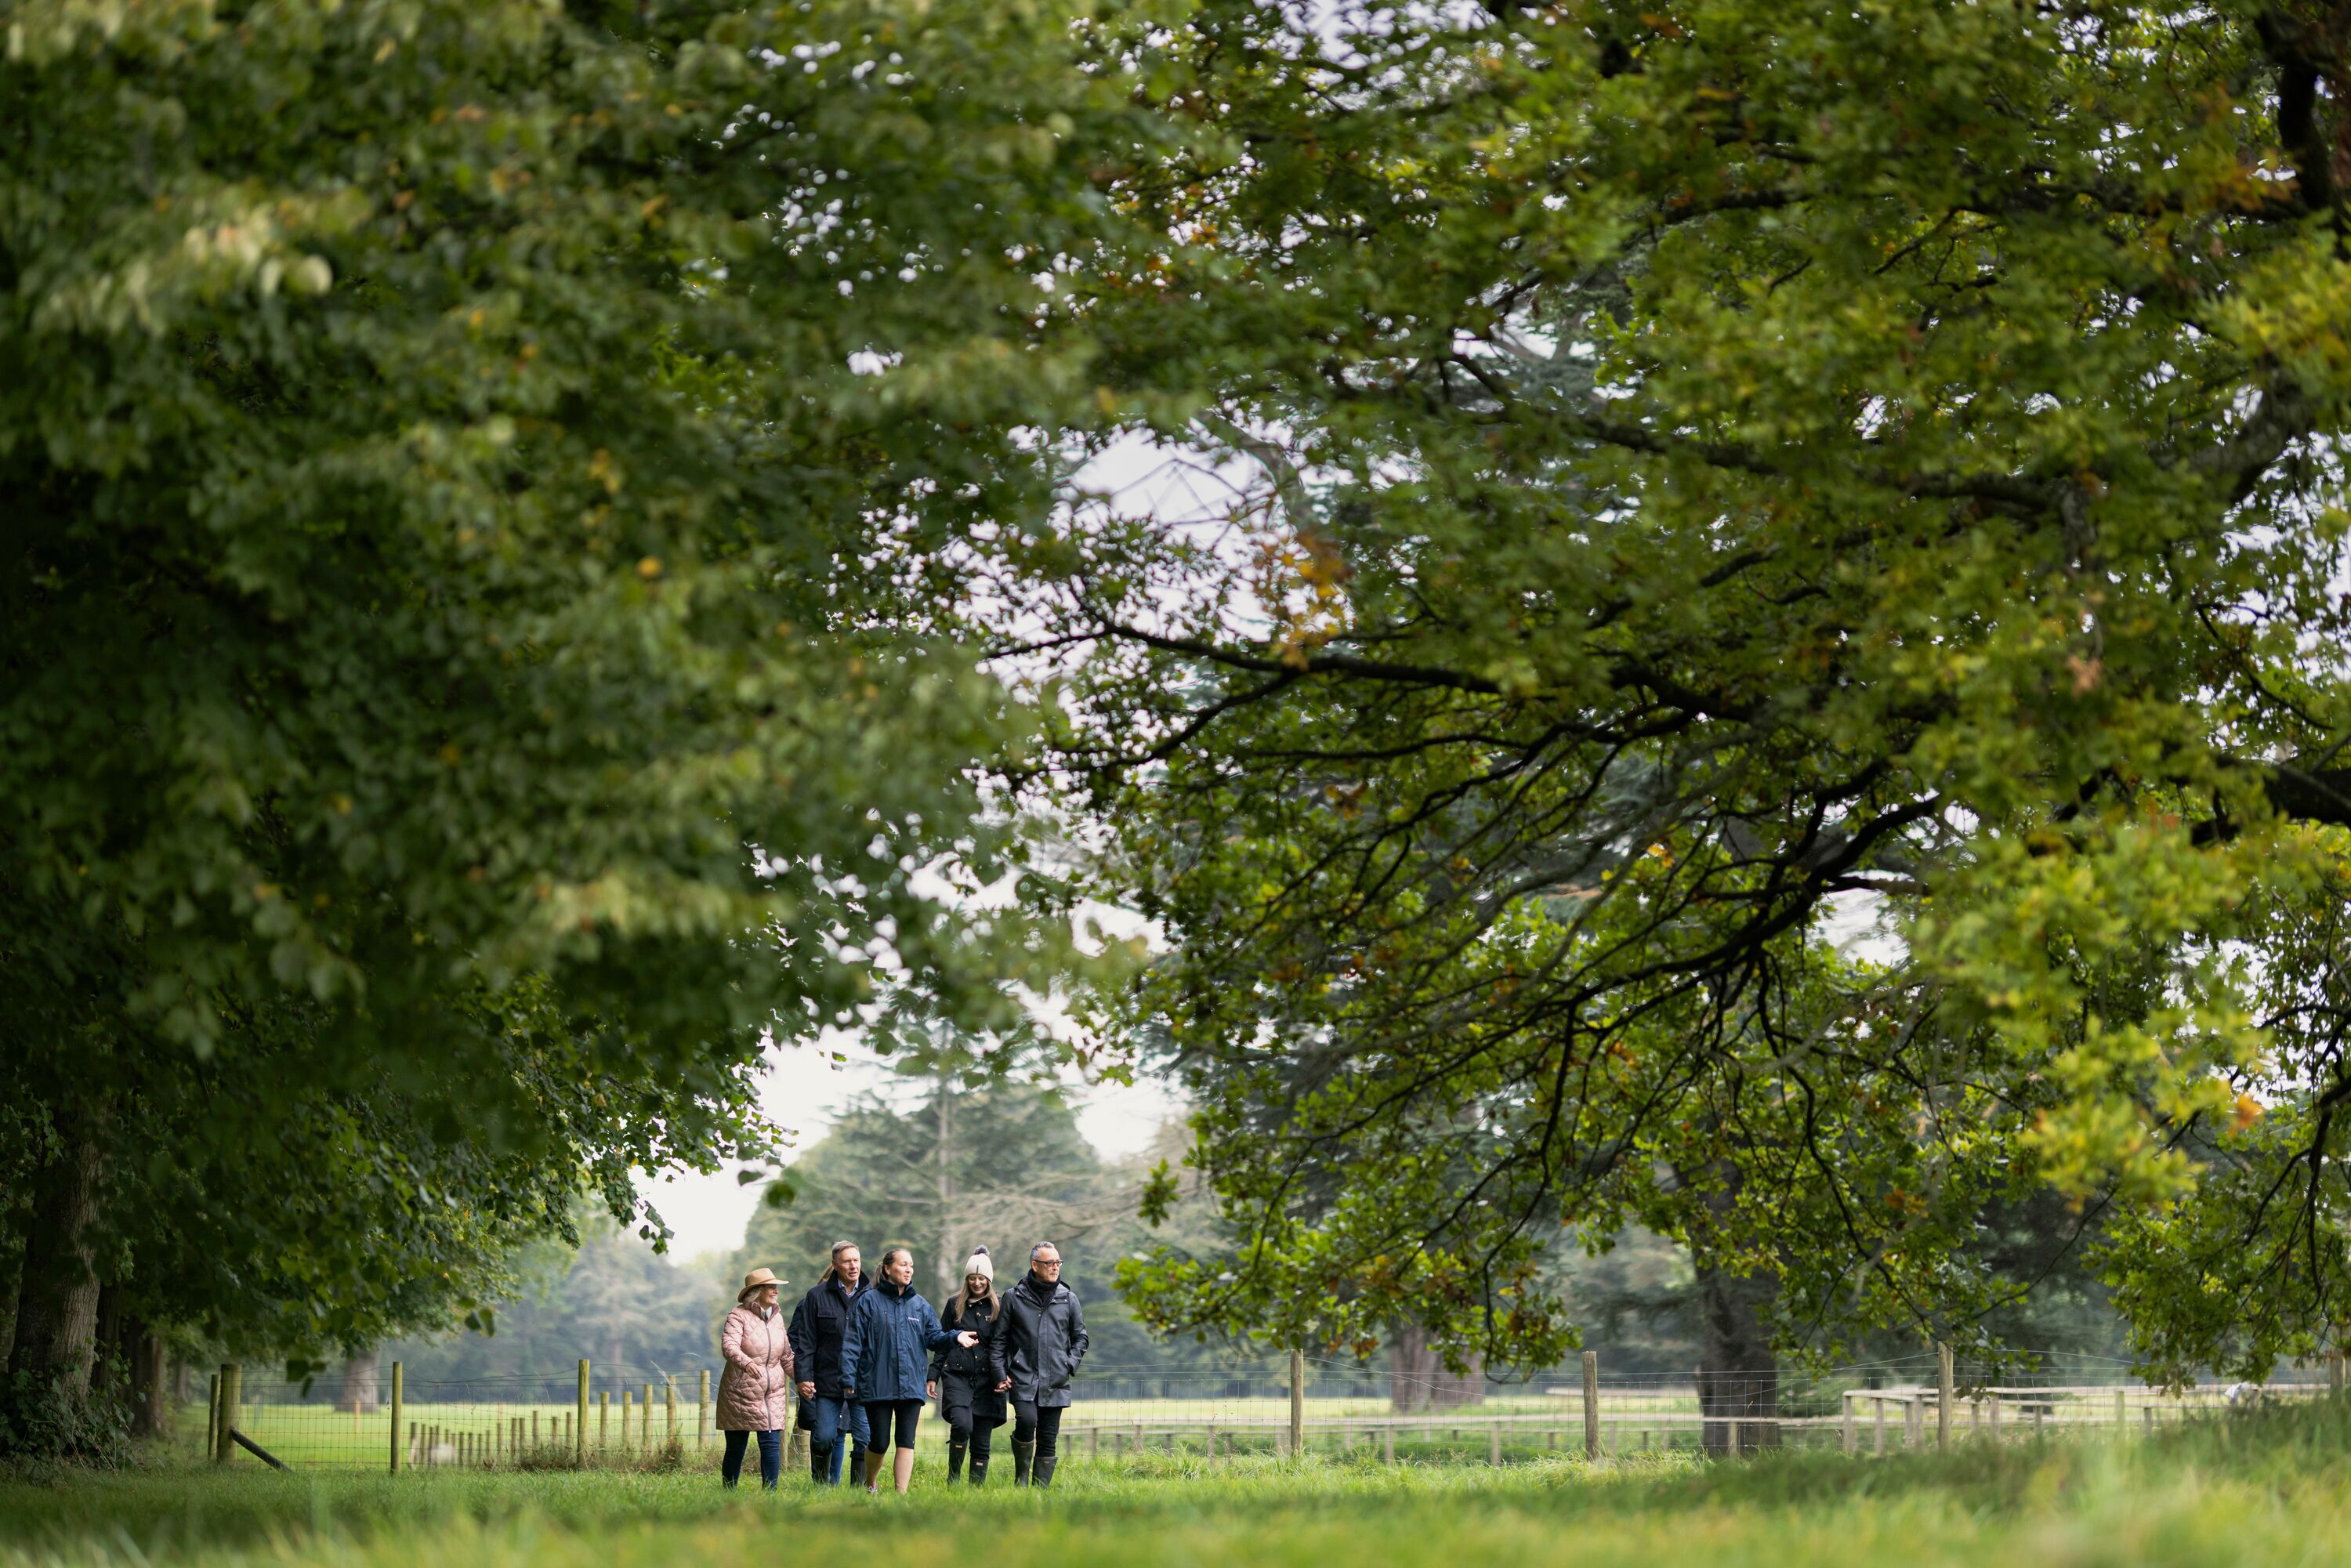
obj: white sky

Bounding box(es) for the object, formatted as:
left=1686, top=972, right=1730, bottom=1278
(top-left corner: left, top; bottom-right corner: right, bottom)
left=638, top=1036, right=1183, bottom=1261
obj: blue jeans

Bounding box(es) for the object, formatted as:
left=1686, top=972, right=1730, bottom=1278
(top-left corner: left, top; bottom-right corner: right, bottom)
left=807, top=1395, right=869, bottom=1484
left=722, top=1429, right=781, bottom=1489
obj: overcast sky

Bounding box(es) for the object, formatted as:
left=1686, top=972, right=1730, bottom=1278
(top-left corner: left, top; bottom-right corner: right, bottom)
left=637, top=1036, right=1182, bottom=1261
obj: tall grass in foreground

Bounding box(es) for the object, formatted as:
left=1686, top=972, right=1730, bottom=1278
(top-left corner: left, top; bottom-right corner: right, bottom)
left=9, top=1397, right=2351, bottom=1566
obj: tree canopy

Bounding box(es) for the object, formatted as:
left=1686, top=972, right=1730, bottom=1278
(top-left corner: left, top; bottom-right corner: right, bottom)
left=1, top=0, right=1152, bottom=1450
left=1012, top=0, right=2351, bottom=1385
left=20, top=0, right=2351, bottom=1455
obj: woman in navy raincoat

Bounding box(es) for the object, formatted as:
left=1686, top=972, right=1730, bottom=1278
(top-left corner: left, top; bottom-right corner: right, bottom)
left=840, top=1246, right=974, bottom=1493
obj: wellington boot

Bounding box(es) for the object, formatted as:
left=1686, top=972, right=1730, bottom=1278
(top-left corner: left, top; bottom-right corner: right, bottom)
left=1034, top=1453, right=1058, bottom=1490
left=968, top=1450, right=989, bottom=1487
left=947, top=1436, right=966, bottom=1483
left=1012, top=1436, right=1034, bottom=1486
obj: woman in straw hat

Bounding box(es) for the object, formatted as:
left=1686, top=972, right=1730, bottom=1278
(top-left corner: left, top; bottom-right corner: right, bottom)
left=716, top=1266, right=795, bottom=1488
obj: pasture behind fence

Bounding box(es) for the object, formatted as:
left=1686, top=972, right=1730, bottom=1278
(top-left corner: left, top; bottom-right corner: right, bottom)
left=194, top=1345, right=2344, bottom=1474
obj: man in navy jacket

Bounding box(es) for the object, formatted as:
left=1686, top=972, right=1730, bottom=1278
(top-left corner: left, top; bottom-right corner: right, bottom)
left=787, top=1240, right=872, bottom=1485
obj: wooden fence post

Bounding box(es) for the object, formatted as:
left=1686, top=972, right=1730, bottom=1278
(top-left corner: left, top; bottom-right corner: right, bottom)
left=1936, top=1343, right=1954, bottom=1454
left=600, top=1390, right=610, bottom=1451
left=666, top=1374, right=679, bottom=1441
left=206, top=1372, right=220, bottom=1463
left=578, top=1361, right=589, bottom=1465
left=216, top=1363, right=241, bottom=1464
left=642, top=1382, right=654, bottom=1447
left=697, top=1369, right=710, bottom=1448
left=389, top=1362, right=404, bottom=1474
left=2114, top=1386, right=2126, bottom=1434
left=1582, top=1349, right=1601, bottom=1461
left=1842, top=1392, right=1855, bottom=1455
left=1289, top=1348, right=1306, bottom=1461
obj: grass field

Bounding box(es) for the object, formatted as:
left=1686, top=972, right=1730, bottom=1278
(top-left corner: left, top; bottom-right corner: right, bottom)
left=192, top=1396, right=1757, bottom=1471
left=11, top=1397, right=2351, bottom=1567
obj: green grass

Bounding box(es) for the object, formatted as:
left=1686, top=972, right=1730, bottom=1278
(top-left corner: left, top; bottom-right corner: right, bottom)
left=13, top=1399, right=2351, bottom=1566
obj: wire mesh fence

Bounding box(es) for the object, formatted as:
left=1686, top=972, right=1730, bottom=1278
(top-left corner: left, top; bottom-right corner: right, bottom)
left=190, top=1349, right=2343, bottom=1473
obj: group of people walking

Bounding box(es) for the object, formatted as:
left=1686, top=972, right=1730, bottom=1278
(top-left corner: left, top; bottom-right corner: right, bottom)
left=713, top=1238, right=1089, bottom=1494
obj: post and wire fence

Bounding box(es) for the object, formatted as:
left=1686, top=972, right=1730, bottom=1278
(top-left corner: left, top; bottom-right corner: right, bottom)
left=189, top=1345, right=2351, bottom=1475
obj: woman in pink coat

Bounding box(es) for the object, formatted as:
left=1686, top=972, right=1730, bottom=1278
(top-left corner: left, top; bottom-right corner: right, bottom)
left=717, top=1267, right=796, bottom=1488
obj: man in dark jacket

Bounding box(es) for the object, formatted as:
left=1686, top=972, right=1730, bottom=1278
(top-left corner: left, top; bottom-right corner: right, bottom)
left=787, top=1240, right=871, bottom=1485
left=989, top=1240, right=1089, bottom=1487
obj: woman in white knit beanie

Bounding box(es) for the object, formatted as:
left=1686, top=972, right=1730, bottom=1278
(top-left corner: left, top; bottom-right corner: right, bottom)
left=927, top=1245, right=1008, bottom=1483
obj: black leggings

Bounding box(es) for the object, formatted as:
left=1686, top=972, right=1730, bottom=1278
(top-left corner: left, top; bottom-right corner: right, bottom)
left=865, top=1398, right=923, bottom=1451
left=1013, top=1400, right=1063, bottom=1458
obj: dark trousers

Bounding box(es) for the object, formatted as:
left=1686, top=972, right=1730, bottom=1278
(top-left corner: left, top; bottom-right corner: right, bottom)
left=721, top=1429, right=781, bottom=1489
left=1013, top=1399, right=1064, bottom=1458
left=866, top=1397, right=923, bottom=1450
left=945, top=1392, right=1002, bottom=1467
left=808, top=1395, right=869, bottom=1483
left=951, top=1415, right=995, bottom=1462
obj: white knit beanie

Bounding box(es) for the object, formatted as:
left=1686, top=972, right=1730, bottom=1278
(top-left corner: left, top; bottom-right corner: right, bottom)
left=963, top=1245, right=994, bottom=1283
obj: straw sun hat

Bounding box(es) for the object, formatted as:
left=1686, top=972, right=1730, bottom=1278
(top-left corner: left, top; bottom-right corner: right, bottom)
left=737, top=1266, right=788, bottom=1303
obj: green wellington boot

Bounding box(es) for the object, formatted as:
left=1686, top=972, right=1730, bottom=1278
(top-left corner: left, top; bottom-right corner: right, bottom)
left=1012, top=1436, right=1034, bottom=1486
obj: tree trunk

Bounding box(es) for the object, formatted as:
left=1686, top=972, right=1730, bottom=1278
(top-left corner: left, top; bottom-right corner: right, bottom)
left=0, top=1213, right=24, bottom=1369
left=936, top=1083, right=958, bottom=1302
left=1387, top=1322, right=1485, bottom=1411
left=92, top=1283, right=123, bottom=1392
left=1694, top=1256, right=1778, bottom=1455
left=6, top=1114, right=107, bottom=1390
left=129, top=1320, right=168, bottom=1436
left=336, top=1349, right=382, bottom=1414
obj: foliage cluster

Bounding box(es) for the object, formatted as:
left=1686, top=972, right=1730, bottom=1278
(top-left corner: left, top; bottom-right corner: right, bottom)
left=993, top=0, right=2351, bottom=1385
left=0, top=0, right=1152, bottom=1450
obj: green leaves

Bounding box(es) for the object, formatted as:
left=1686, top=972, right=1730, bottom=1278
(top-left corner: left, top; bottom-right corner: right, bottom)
left=1039, top=0, right=2351, bottom=1375
left=2, top=0, right=1162, bottom=1356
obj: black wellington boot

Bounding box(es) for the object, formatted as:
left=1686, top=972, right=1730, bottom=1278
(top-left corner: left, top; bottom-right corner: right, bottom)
left=968, top=1449, right=990, bottom=1487
left=1034, top=1452, right=1058, bottom=1490
left=947, top=1436, right=967, bottom=1483
left=1012, top=1436, right=1034, bottom=1486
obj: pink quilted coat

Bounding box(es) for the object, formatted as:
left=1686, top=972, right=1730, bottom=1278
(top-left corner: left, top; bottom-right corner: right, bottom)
left=716, top=1304, right=795, bottom=1431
